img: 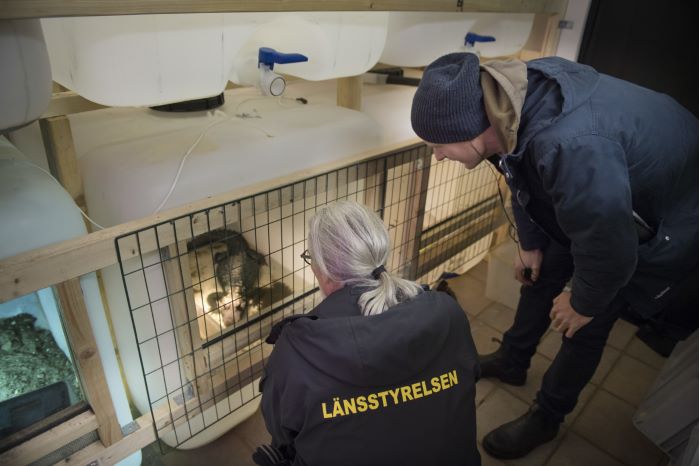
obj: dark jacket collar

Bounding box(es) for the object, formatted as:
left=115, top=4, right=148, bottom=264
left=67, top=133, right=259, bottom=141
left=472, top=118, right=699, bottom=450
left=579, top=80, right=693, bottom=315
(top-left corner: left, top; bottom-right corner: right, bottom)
left=309, top=285, right=364, bottom=319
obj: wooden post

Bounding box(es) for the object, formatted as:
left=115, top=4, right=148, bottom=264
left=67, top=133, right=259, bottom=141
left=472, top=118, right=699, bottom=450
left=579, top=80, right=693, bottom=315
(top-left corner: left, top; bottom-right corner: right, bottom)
left=40, top=115, right=125, bottom=447
left=519, top=13, right=563, bottom=60
left=39, top=115, right=88, bottom=215
left=55, top=278, right=123, bottom=447
left=43, top=92, right=107, bottom=119
left=540, top=13, right=563, bottom=57
left=161, top=244, right=212, bottom=405
left=52, top=81, right=69, bottom=93
left=363, top=158, right=385, bottom=213
left=337, top=76, right=363, bottom=111
left=401, top=148, right=432, bottom=280
left=4, top=0, right=531, bottom=19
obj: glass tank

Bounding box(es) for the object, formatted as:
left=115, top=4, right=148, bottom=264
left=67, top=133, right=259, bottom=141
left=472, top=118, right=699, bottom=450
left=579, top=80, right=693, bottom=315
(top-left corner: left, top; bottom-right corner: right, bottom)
left=0, top=288, right=84, bottom=438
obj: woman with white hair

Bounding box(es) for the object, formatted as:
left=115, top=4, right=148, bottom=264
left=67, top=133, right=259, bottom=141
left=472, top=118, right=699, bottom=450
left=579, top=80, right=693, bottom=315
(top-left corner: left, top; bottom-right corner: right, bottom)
left=256, top=200, right=480, bottom=466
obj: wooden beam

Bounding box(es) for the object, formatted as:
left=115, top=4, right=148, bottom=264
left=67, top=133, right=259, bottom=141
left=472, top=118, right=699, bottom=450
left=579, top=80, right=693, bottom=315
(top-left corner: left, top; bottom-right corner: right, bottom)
left=519, top=13, right=563, bottom=60
left=55, top=278, right=123, bottom=447
left=0, top=138, right=423, bottom=304
left=540, top=13, right=563, bottom=57
left=401, top=148, right=432, bottom=280
left=42, top=92, right=108, bottom=119
left=0, top=411, right=98, bottom=466
left=39, top=115, right=87, bottom=213
left=55, top=413, right=156, bottom=466
left=0, top=0, right=560, bottom=20
left=52, top=81, right=69, bottom=93
left=337, top=76, right=363, bottom=111
left=362, top=158, right=385, bottom=214
left=0, top=401, right=89, bottom=454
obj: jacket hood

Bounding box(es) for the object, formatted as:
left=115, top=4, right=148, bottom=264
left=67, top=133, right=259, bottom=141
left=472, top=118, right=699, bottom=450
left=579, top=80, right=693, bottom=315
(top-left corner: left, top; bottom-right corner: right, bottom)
left=280, top=288, right=462, bottom=387
left=527, top=57, right=600, bottom=118
left=480, top=59, right=528, bottom=153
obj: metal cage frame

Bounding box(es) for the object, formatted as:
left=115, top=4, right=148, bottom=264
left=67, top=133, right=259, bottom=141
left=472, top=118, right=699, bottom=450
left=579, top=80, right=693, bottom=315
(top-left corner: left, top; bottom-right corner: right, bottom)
left=115, top=142, right=501, bottom=447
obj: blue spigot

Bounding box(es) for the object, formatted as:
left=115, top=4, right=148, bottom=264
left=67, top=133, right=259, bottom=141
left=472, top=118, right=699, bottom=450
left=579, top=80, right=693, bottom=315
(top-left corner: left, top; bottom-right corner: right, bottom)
left=258, top=47, right=308, bottom=70
left=463, top=32, right=496, bottom=56
left=464, top=32, right=496, bottom=48
left=256, top=47, right=309, bottom=96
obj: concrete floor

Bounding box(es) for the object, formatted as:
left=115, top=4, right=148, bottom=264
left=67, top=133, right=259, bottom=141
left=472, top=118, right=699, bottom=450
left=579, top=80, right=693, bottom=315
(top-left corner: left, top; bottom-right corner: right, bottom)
left=145, top=258, right=672, bottom=466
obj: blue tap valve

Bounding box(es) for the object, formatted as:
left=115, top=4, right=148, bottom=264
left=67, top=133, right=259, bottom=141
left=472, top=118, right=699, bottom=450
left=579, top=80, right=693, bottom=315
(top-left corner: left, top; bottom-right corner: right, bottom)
left=258, top=47, right=309, bottom=70
left=464, top=32, right=496, bottom=47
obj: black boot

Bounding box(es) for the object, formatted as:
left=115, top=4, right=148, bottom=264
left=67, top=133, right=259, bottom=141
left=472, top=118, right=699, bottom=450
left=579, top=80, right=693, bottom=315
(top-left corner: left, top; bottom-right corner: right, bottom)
left=478, top=345, right=527, bottom=386
left=482, top=404, right=560, bottom=459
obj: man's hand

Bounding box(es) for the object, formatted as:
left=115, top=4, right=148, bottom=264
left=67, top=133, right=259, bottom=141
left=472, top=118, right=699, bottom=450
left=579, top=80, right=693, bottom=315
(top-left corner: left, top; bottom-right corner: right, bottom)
left=514, top=248, right=543, bottom=285
left=550, top=291, right=593, bottom=338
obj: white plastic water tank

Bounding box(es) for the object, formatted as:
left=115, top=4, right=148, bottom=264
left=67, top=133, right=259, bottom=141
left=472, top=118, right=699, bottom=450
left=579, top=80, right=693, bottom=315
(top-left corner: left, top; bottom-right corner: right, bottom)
left=72, top=92, right=383, bottom=225
left=41, top=12, right=388, bottom=107
left=469, top=13, right=535, bottom=57
left=0, top=137, right=140, bottom=466
left=380, top=12, right=534, bottom=67
left=0, top=19, right=52, bottom=131
left=41, top=13, right=255, bottom=108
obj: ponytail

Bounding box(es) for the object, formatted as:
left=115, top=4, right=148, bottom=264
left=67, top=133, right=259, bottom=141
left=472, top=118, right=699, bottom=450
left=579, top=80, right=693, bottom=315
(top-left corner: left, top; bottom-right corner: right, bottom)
left=308, top=201, right=422, bottom=316
left=358, top=267, right=423, bottom=316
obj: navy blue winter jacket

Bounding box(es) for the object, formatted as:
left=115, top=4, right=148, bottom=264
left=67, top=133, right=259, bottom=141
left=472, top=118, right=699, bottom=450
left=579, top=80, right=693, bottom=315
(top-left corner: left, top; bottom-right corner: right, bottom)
left=502, top=57, right=698, bottom=317
left=260, top=286, right=481, bottom=466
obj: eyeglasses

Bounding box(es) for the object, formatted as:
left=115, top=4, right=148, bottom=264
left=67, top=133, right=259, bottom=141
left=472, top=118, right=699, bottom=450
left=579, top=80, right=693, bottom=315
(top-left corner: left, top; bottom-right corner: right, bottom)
left=300, top=249, right=312, bottom=266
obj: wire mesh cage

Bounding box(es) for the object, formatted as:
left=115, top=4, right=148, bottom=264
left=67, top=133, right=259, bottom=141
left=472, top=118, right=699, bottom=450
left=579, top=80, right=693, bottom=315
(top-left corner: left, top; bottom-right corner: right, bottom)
left=115, top=142, right=501, bottom=447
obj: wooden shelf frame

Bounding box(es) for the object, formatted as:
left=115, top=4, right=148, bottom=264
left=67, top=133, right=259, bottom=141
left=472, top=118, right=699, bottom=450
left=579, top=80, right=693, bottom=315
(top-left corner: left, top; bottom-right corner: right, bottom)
left=0, top=0, right=566, bottom=20
left=1, top=2, right=567, bottom=463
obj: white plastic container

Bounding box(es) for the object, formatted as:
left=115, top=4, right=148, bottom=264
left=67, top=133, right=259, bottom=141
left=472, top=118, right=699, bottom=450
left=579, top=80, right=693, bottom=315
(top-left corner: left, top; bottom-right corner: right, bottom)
left=0, top=137, right=140, bottom=466
left=41, top=12, right=388, bottom=107
left=41, top=14, right=256, bottom=107
left=0, top=19, right=51, bottom=131
left=380, top=12, right=534, bottom=67
left=468, top=13, right=535, bottom=57
left=72, top=91, right=383, bottom=225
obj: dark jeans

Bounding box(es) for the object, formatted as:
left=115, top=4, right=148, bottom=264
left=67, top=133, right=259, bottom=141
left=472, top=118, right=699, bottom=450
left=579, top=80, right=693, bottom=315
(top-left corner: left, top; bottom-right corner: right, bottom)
left=501, top=241, right=624, bottom=422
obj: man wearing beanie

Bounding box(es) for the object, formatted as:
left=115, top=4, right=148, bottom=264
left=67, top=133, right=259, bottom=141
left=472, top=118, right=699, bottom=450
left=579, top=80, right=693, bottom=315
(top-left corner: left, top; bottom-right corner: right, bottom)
left=411, top=52, right=698, bottom=459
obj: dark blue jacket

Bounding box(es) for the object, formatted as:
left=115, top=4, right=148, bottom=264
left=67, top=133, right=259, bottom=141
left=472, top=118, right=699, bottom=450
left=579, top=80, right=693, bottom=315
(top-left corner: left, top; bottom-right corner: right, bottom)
left=260, top=286, right=481, bottom=466
left=502, top=57, right=698, bottom=317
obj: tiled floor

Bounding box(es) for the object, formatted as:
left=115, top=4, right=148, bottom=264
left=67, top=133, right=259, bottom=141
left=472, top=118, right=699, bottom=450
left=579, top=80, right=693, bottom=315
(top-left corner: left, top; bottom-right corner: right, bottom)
left=449, top=262, right=670, bottom=466
left=147, top=258, right=673, bottom=466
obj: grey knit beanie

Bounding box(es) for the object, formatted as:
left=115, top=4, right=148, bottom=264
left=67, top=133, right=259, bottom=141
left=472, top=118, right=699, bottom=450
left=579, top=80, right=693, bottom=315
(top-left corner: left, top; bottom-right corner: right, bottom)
left=411, top=52, right=490, bottom=144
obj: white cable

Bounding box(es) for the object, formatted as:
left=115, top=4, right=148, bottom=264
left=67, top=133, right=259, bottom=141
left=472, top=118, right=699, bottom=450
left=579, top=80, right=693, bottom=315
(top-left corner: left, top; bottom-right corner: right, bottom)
left=150, top=93, right=305, bottom=216
left=234, top=96, right=271, bottom=114
left=235, top=95, right=300, bottom=114
left=238, top=120, right=275, bottom=138
left=9, top=158, right=106, bottom=230
left=151, top=110, right=229, bottom=215
left=5, top=94, right=303, bottom=230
